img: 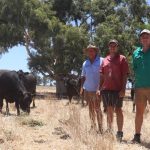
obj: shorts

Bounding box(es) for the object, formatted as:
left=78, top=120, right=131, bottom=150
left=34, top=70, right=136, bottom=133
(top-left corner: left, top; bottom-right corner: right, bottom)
left=84, top=90, right=100, bottom=102
left=101, top=90, right=123, bottom=108
left=135, top=88, right=150, bottom=105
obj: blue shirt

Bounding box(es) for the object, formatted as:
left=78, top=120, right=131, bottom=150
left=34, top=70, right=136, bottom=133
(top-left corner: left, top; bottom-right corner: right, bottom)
left=81, top=56, right=103, bottom=92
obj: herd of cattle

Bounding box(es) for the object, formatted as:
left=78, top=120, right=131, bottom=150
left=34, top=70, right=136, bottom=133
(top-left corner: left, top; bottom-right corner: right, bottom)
left=0, top=70, right=135, bottom=116
left=0, top=70, right=36, bottom=115
left=61, top=75, right=135, bottom=111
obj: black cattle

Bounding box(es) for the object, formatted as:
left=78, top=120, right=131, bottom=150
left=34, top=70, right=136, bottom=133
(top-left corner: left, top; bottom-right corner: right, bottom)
left=17, top=70, right=37, bottom=107
left=64, top=75, right=85, bottom=106
left=0, top=70, right=32, bottom=115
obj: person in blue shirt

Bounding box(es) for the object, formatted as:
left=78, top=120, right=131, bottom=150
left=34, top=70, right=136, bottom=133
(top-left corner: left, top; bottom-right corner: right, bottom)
left=80, top=44, right=103, bottom=133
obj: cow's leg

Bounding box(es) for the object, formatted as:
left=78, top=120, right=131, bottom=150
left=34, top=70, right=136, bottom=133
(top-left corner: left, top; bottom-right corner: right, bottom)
left=57, top=93, right=61, bottom=100
left=81, top=94, right=85, bottom=106
left=32, top=97, right=35, bottom=108
left=15, top=101, right=20, bottom=116
left=76, top=96, right=80, bottom=104
left=33, top=100, right=35, bottom=108
left=6, top=101, right=10, bottom=115
left=0, top=98, right=3, bottom=113
left=69, top=95, right=72, bottom=103
left=133, top=103, right=135, bottom=112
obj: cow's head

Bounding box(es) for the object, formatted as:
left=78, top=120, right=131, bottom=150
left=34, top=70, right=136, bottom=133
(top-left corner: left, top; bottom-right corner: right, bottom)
left=63, top=76, right=79, bottom=87
left=19, top=92, right=32, bottom=114
left=17, top=70, right=26, bottom=81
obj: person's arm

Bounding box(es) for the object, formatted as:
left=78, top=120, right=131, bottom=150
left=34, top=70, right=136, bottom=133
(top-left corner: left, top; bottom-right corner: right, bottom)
left=119, top=74, right=128, bottom=98
left=99, top=58, right=104, bottom=90
left=80, top=76, right=85, bottom=95
left=119, top=57, right=129, bottom=98
left=96, top=61, right=104, bottom=95
left=99, top=73, right=104, bottom=90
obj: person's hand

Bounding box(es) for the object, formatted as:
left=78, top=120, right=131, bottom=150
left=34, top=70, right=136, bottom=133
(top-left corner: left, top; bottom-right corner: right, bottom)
left=119, top=89, right=125, bottom=98
left=80, top=88, right=83, bottom=95
left=96, top=90, right=101, bottom=96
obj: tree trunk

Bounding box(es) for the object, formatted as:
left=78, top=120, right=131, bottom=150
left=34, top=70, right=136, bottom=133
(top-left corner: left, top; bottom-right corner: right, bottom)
left=56, top=79, right=67, bottom=99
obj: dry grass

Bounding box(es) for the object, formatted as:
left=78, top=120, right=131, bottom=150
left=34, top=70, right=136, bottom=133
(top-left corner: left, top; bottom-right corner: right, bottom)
left=36, top=85, right=56, bottom=93
left=0, top=86, right=150, bottom=150
left=21, top=119, right=44, bottom=127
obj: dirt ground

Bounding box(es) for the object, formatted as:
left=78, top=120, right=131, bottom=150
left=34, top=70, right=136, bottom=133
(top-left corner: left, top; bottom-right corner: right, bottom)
left=0, top=86, right=150, bottom=150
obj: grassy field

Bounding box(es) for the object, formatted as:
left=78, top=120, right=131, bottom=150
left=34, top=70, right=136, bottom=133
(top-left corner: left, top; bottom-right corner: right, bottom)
left=0, top=86, right=150, bottom=150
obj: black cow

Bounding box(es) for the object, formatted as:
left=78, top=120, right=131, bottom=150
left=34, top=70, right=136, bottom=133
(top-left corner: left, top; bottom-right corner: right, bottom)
left=0, top=70, right=32, bottom=115
left=64, top=75, right=85, bottom=106
left=17, top=70, right=37, bottom=108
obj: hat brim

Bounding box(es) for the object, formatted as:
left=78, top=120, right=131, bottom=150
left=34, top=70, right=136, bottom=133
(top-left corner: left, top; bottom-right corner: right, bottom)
left=108, top=42, right=118, bottom=46
left=83, top=47, right=99, bottom=54
left=140, top=32, right=150, bottom=36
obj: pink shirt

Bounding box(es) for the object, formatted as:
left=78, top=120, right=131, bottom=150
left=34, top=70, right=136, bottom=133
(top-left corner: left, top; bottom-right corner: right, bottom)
left=100, top=54, right=129, bottom=91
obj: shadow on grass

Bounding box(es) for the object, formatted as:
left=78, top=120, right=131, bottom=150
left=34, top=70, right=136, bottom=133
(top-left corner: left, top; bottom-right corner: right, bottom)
left=141, top=141, right=150, bottom=149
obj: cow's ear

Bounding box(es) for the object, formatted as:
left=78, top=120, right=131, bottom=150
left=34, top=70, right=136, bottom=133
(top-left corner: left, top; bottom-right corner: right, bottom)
left=17, top=70, right=24, bottom=79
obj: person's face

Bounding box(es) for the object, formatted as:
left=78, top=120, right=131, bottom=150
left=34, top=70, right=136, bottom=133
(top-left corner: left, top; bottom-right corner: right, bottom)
left=87, top=48, right=97, bottom=59
left=140, top=33, right=150, bottom=47
left=109, top=42, right=118, bottom=54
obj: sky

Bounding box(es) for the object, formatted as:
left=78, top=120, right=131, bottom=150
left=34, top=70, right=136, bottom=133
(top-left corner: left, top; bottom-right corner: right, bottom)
left=0, top=0, right=150, bottom=72
left=0, top=46, right=29, bottom=72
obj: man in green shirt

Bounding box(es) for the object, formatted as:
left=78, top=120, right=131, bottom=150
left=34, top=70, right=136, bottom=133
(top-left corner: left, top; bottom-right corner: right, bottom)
left=132, top=29, right=150, bottom=143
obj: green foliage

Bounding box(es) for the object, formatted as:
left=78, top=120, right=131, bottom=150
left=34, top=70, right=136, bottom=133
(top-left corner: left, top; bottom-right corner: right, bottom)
left=28, top=23, right=88, bottom=75
left=94, top=0, right=150, bottom=61
left=95, top=14, right=137, bottom=56
left=0, top=0, right=53, bottom=49
left=0, top=0, right=150, bottom=77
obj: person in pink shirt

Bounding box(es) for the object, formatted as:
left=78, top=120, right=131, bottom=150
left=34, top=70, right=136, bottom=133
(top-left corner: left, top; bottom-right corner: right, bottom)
left=99, top=39, right=129, bottom=142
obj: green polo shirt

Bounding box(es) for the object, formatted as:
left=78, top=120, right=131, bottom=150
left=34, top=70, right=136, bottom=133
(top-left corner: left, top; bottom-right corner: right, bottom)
left=132, top=47, right=150, bottom=88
